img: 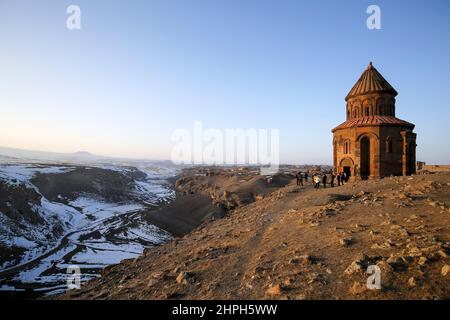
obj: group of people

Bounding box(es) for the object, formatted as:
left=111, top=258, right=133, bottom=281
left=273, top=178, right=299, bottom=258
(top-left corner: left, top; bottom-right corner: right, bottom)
left=336, top=171, right=350, bottom=186
left=295, top=171, right=350, bottom=189
left=295, top=171, right=308, bottom=186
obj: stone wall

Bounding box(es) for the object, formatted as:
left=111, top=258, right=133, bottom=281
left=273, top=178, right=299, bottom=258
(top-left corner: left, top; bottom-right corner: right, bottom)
left=333, top=125, right=416, bottom=179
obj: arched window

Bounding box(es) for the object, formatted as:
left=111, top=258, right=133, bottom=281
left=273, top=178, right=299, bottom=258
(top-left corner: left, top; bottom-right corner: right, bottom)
left=352, top=100, right=362, bottom=117
left=343, top=141, right=351, bottom=154
left=386, top=138, right=394, bottom=153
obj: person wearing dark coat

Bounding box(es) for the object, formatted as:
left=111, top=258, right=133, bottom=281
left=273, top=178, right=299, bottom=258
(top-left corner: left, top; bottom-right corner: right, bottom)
left=296, top=171, right=303, bottom=186
left=330, top=173, right=335, bottom=187
left=322, top=174, right=327, bottom=188
left=340, top=172, right=345, bottom=185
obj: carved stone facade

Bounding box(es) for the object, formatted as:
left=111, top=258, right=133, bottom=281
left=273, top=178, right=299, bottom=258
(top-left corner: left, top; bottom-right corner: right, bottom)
left=332, top=63, right=417, bottom=180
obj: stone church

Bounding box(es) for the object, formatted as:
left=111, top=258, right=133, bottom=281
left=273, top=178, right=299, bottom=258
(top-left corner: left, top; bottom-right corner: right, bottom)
left=332, top=62, right=417, bottom=180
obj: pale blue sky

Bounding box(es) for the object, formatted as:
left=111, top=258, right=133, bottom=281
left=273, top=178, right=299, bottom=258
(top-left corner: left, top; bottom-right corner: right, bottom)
left=1, top=0, right=449, bottom=164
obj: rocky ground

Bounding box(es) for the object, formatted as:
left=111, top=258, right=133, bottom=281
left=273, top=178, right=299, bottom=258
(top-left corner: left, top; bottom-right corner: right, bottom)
left=59, top=171, right=450, bottom=300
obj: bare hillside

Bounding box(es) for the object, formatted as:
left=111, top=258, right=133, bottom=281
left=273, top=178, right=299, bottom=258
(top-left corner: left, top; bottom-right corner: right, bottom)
left=59, top=172, right=450, bottom=300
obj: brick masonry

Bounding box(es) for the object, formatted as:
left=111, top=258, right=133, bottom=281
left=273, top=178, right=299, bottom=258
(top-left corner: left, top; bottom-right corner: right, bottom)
left=332, top=63, right=417, bottom=180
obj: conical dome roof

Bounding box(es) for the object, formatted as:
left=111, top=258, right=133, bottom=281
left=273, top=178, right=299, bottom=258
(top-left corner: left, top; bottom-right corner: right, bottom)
left=345, top=62, right=398, bottom=101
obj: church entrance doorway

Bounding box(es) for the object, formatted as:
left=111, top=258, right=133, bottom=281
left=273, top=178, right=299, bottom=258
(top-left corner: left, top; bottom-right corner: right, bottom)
left=340, top=158, right=354, bottom=181
left=343, top=166, right=351, bottom=181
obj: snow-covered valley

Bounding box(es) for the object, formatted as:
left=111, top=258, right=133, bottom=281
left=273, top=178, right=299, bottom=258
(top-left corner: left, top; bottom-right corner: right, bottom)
left=0, top=161, right=178, bottom=296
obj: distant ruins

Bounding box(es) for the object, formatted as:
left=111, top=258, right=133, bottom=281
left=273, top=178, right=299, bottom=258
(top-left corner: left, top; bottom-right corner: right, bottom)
left=332, top=62, right=417, bottom=180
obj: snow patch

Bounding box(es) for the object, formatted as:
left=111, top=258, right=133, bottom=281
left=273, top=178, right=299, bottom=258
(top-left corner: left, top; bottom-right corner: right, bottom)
left=0, top=164, right=75, bottom=186
left=11, top=237, right=37, bottom=249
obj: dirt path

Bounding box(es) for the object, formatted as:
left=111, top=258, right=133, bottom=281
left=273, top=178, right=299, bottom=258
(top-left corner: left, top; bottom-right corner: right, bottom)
left=0, top=232, right=76, bottom=279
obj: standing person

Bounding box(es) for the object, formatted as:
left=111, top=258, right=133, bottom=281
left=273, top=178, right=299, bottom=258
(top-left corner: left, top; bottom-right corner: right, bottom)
left=322, top=174, right=327, bottom=188
left=298, top=171, right=303, bottom=186
left=337, top=173, right=341, bottom=186
left=330, top=172, right=335, bottom=187
left=314, top=175, right=320, bottom=189
left=340, top=172, right=345, bottom=185
left=295, top=171, right=302, bottom=186
left=304, top=172, right=308, bottom=183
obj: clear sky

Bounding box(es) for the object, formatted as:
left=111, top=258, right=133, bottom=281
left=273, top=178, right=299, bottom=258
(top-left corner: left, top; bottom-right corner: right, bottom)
left=1, top=0, right=450, bottom=164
